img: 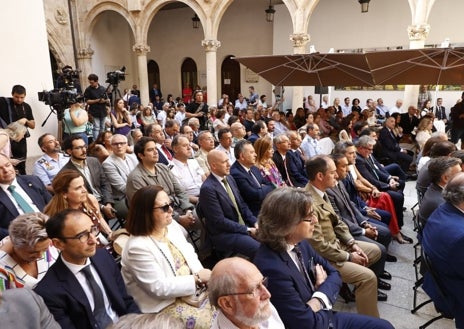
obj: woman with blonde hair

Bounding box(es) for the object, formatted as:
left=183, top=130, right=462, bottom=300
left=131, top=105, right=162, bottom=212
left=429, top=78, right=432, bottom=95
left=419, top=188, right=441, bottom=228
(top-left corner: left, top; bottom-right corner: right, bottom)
left=254, top=136, right=285, bottom=188
left=415, top=115, right=434, bottom=151
left=43, top=169, right=113, bottom=244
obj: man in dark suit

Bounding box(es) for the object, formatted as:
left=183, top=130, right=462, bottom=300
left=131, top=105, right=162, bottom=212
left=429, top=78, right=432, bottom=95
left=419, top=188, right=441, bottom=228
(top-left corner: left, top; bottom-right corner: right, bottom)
left=34, top=209, right=140, bottom=329
left=254, top=187, right=394, bottom=329
left=273, top=133, right=308, bottom=187
left=198, top=149, right=259, bottom=258
left=230, top=140, right=274, bottom=216
left=247, top=120, right=267, bottom=145
left=418, top=157, right=461, bottom=228
left=422, top=173, right=464, bottom=328
left=399, top=105, right=420, bottom=136
left=0, top=153, right=51, bottom=239
left=355, top=135, right=405, bottom=227
left=378, top=116, right=413, bottom=172
left=61, top=135, right=115, bottom=220
left=328, top=153, right=394, bottom=284
left=287, top=130, right=309, bottom=187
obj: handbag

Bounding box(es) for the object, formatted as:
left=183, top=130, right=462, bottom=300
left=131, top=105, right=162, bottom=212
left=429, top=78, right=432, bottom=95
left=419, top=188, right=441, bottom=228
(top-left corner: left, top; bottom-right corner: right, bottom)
left=181, top=285, right=208, bottom=308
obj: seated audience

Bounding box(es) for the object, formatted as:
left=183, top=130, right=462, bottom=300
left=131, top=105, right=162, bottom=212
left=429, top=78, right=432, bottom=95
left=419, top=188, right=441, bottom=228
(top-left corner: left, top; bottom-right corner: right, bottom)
left=33, top=133, right=69, bottom=194
left=305, top=156, right=384, bottom=314
left=0, top=213, right=58, bottom=290
left=1, top=288, right=60, bottom=329
left=422, top=173, right=464, bottom=328
left=0, top=121, right=27, bottom=164
left=34, top=209, right=140, bottom=329
left=415, top=115, right=434, bottom=151
left=209, top=257, right=285, bottom=329
left=121, top=186, right=213, bottom=328
left=195, top=131, right=215, bottom=176
left=198, top=150, right=259, bottom=258
left=254, top=187, right=394, bottom=329
left=0, top=154, right=51, bottom=239
left=418, top=157, right=461, bottom=228
left=230, top=140, right=274, bottom=216
left=254, top=136, right=286, bottom=188
left=44, top=169, right=113, bottom=245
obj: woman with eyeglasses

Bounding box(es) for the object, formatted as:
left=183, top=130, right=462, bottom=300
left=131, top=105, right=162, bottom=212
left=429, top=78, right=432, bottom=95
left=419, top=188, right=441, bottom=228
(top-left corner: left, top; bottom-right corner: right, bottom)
left=0, top=212, right=58, bottom=290
left=254, top=187, right=394, bottom=329
left=43, top=170, right=113, bottom=246
left=121, top=185, right=213, bottom=328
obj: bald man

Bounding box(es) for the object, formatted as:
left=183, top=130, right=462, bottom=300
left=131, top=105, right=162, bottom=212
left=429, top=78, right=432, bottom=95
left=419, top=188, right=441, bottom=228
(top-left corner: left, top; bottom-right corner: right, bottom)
left=198, top=150, right=259, bottom=258
left=209, top=257, right=285, bottom=329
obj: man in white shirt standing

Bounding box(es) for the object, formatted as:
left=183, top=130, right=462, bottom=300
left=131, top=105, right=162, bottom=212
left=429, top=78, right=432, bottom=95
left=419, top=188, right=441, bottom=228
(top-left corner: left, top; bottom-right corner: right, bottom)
left=209, top=257, right=285, bottom=329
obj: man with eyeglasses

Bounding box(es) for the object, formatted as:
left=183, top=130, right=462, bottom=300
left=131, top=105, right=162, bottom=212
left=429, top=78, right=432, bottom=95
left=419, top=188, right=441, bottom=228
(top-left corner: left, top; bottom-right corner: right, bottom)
left=61, top=135, right=115, bottom=220
left=33, top=133, right=69, bottom=193
left=102, top=134, right=138, bottom=219
left=209, top=257, right=285, bottom=329
left=34, top=209, right=140, bottom=329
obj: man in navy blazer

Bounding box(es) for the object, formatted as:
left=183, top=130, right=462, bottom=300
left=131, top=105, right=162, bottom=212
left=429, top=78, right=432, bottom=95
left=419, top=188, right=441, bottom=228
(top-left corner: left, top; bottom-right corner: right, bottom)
left=379, top=116, right=413, bottom=172
left=0, top=154, right=51, bottom=239
left=273, top=133, right=308, bottom=187
left=422, top=173, right=464, bottom=328
left=355, top=136, right=405, bottom=227
left=230, top=140, right=274, bottom=216
left=34, top=209, right=139, bottom=329
left=198, top=149, right=259, bottom=258
left=287, top=130, right=309, bottom=187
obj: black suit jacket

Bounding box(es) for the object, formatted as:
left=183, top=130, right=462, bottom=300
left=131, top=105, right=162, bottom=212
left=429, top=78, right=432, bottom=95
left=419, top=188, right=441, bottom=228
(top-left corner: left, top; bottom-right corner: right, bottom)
left=0, top=175, right=51, bottom=239
left=355, top=153, right=390, bottom=190
left=61, top=157, right=114, bottom=205
left=399, top=113, right=419, bottom=135
left=34, top=249, right=140, bottom=329
left=377, top=127, right=403, bottom=162
left=230, top=162, right=274, bottom=216
left=254, top=241, right=341, bottom=329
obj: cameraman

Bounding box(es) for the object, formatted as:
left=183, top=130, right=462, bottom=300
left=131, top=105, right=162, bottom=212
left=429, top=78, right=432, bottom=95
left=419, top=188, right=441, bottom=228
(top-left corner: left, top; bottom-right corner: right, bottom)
left=84, top=74, right=108, bottom=140
left=0, top=85, right=35, bottom=175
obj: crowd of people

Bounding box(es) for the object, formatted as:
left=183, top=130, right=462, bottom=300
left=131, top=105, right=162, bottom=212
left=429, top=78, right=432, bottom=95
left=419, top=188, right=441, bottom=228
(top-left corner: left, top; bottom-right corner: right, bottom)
left=1, top=77, right=464, bottom=328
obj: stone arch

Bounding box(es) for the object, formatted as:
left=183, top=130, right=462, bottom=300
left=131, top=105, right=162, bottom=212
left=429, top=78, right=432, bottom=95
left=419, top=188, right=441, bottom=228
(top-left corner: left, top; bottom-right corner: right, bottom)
left=46, top=23, right=73, bottom=70
left=81, top=2, right=137, bottom=47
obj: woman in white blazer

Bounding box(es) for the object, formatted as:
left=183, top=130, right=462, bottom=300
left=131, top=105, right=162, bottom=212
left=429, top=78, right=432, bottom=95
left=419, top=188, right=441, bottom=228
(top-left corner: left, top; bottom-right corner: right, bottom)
left=121, top=185, right=213, bottom=328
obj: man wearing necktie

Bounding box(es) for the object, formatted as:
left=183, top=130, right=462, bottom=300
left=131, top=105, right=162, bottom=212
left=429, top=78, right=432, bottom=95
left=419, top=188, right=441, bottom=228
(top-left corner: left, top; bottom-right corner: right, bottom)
left=34, top=209, right=140, bottom=329
left=0, top=153, right=51, bottom=239
left=230, top=140, right=274, bottom=216
left=305, top=155, right=383, bottom=317
left=199, top=150, right=259, bottom=258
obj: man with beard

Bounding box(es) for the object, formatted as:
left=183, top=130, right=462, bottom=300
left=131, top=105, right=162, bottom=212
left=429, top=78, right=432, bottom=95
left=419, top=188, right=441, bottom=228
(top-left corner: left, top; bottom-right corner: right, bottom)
left=33, top=133, right=69, bottom=193
left=209, top=257, right=285, bottom=329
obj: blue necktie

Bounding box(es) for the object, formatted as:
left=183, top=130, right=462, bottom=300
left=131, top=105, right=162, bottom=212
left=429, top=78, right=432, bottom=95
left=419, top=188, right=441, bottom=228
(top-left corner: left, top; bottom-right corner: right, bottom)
left=8, top=185, right=34, bottom=213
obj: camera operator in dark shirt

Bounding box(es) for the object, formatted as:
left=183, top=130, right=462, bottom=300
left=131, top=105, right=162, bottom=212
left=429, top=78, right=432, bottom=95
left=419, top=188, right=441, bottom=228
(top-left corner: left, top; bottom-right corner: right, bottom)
left=84, top=73, right=108, bottom=140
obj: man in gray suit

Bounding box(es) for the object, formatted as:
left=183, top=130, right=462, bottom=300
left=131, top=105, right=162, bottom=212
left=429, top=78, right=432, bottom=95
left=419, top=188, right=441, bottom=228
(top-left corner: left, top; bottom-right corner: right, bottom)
left=1, top=288, right=60, bottom=329
left=102, top=134, right=138, bottom=219
left=61, top=135, right=115, bottom=219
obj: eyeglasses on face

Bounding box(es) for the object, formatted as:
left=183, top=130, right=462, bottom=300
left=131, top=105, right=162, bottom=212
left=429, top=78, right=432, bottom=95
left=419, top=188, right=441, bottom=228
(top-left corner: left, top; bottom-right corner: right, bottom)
left=59, top=225, right=100, bottom=243
left=220, top=277, right=268, bottom=298
left=153, top=202, right=174, bottom=212
left=302, top=210, right=317, bottom=224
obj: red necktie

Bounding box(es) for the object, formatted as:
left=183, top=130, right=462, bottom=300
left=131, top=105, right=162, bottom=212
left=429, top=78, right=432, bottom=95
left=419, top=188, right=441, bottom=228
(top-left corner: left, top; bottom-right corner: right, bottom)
left=162, top=145, right=173, bottom=160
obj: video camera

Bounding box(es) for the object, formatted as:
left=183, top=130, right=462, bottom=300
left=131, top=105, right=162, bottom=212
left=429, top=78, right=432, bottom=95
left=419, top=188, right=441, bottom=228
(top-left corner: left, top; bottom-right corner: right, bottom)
left=106, top=66, right=126, bottom=86
left=38, top=65, right=83, bottom=119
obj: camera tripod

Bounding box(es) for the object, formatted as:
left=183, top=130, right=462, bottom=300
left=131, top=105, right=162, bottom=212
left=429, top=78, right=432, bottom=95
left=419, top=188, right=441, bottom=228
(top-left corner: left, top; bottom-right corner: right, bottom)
left=104, top=83, right=123, bottom=109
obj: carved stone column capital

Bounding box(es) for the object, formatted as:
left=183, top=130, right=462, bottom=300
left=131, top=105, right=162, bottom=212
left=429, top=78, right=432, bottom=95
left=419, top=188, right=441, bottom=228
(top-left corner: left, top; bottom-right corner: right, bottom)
left=132, top=44, right=151, bottom=55
left=77, top=47, right=94, bottom=59
left=407, top=24, right=430, bottom=41
left=201, top=39, right=221, bottom=52
left=289, top=33, right=310, bottom=48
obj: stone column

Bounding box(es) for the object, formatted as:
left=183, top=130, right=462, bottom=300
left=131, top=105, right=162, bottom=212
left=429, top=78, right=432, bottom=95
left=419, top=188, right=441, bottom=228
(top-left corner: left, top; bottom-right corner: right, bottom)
left=202, top=39, right=221, bottom=106
left=133, top=43, right=151, bottom=105
left=290, top=33, right=310, bottom=113
left=403, top=24, right=430, bottom=110
left=76, top=47, right=94, bottom=90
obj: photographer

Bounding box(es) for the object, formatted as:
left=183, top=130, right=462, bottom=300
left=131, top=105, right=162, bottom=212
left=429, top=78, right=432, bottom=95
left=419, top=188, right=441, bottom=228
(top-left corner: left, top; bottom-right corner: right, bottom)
left=62, top=101, right=89, bottom=144
left=0, top=85, right=35, bottom=175
left=84, top=74, right=108, bottom=140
